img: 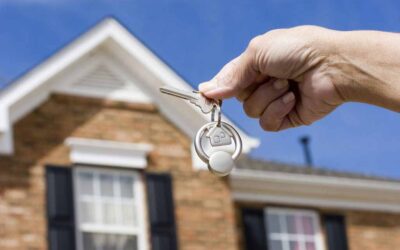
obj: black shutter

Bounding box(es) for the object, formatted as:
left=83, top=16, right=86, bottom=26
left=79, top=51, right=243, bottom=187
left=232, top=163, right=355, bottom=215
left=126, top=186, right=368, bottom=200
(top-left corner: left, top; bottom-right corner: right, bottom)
left=324, top=215, right=348, bottom=250
left=46, top=166, right=76, bottom=250
left=242, top=208, right=267, bottom=250
left=146, top=173, right=178, bottom=250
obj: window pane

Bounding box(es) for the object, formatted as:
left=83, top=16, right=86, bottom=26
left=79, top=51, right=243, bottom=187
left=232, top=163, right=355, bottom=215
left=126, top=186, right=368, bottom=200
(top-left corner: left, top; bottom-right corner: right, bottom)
left=103, top=234, right=118, bottom=250
left=269, top=240, right=283, bottom=250
left=302, top=216, right=315, bottom=235
left=83, top=233, right=96, bottom=250
left=286, top=214, right=297, bottom=234
left=82, top=233, right=137, bottom=250
left=306, top=241, right=316, bottom=250
left=121, top=203, right=136, bottom=226
left=289, top=241, right=301, bottom=250
left=118, top=235, right=138, bottom=250
left=120, top=176, right=134, bottom=198
left=267, top=214, right=281, bottom=233
left=103, top=201, right=117, bottom=225
left=79, top=172, right=94, bottom=195
left=80, top=200, right=96, bottom=223
left=100, top=174, right=114, bottom=197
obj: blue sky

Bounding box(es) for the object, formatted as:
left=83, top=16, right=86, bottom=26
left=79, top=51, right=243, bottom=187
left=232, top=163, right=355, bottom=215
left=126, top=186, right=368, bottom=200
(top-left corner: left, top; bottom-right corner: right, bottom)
left=0, top=0, right=399, bottom=178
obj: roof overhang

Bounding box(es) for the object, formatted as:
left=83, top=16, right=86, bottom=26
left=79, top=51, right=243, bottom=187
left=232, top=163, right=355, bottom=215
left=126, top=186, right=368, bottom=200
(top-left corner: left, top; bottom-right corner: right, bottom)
left=0, top=18, right=259, bottom=155
left=230, top=168, right=400, bottom=213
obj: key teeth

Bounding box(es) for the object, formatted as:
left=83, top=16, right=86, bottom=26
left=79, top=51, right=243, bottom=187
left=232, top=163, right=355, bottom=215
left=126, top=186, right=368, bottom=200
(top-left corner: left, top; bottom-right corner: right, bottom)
left=201, top=106, right=213, bottom=114
left=193, top=102, right=213, bottom=114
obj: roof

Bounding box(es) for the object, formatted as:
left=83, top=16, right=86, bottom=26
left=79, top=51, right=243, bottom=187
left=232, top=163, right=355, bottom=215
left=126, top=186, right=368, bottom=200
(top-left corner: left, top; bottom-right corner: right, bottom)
left=237, top=157, right=400, bottom=183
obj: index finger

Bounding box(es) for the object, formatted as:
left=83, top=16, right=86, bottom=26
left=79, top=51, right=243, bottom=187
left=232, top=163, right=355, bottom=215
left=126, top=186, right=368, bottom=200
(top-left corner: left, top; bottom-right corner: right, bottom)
left=199, top=50, right=260, bottom=99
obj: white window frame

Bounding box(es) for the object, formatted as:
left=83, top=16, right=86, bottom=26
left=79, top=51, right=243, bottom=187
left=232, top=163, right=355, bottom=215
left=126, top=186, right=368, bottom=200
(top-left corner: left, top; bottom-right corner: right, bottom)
left=73, top=166, right=148, bottom=250
left=265, top=207, right=325, bottom=250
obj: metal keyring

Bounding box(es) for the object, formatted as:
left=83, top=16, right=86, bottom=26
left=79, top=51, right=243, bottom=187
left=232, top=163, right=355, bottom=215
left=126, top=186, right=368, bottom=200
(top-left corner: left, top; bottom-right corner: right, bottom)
left=194, top=121, right=242, bottom=163
left=211, top=101, right=222, bottom=126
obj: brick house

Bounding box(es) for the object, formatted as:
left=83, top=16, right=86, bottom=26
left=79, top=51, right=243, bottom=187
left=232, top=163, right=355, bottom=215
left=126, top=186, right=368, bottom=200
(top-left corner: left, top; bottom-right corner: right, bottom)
left=0, top=18, right=399, bottom=250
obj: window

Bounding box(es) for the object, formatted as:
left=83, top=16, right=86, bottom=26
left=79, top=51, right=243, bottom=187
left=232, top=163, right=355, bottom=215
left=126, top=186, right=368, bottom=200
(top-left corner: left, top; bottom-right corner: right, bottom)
left=265, top=208, right=324, bottom=250
left=74, top=167, right=147, bottom=250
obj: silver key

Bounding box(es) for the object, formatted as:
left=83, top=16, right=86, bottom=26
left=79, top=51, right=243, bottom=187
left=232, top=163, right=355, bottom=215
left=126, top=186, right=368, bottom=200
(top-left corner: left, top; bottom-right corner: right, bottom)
left=160, top=86, right=217, bottom=114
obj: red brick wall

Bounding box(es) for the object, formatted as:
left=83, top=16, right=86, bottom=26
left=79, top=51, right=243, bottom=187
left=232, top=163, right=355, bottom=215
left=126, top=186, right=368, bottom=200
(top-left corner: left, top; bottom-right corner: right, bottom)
left=0, top=94, right=238, bottom=250
left=346, top=211, right=400, bottom=250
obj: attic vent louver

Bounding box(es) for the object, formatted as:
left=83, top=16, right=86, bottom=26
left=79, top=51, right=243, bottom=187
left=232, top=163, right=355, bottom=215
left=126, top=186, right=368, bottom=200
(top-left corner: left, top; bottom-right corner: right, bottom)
left=76, top=65, right=126, bottom=89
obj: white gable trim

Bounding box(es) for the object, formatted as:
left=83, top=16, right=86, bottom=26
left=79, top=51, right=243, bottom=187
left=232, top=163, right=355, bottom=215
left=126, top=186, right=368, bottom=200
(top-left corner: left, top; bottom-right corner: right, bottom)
left=230, top=169, right=400, bottom=213
left=65, top=137, right=153, bottom=169
left=0, top=18, right=259, bottom=155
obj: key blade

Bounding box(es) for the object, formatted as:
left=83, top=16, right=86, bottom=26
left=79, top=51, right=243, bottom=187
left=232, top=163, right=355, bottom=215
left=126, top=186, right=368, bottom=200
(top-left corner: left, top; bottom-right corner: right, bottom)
left=160, top=86, right=198, bottom=101
left=160, top=86, right=218, bottom=114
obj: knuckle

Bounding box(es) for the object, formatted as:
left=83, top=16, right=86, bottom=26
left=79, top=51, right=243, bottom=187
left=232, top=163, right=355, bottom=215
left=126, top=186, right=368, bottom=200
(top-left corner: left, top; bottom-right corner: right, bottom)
left=266, top=28, right=286, bottom=36
left=247, top=35, right=263, bottom=52
left=291, top=25, right=320, bottom=33
left=288, top=113, right=312, bottom=127
left=263, top=28, right=288, bottom=41
left=292, top=25, right=312, bottom=31
left=289, top=25, right=324, bottom=45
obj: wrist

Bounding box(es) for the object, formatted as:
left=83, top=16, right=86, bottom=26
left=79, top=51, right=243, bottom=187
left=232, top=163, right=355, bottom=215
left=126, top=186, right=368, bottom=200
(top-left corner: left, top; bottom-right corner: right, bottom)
left=326, top=30, right=400, bottom=111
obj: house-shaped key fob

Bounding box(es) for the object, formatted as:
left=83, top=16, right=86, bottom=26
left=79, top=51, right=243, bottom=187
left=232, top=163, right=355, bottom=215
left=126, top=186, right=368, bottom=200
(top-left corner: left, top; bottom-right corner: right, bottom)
left=206, top=126, right=233, bottom=147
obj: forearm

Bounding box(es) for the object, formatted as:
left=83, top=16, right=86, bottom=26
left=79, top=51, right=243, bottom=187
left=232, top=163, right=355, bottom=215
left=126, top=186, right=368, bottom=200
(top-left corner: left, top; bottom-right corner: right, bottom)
left=329, top=30, right=400, bottom=112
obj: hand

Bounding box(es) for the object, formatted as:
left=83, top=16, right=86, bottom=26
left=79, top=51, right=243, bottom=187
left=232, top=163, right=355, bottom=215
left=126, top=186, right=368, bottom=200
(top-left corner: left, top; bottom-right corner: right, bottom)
left=199, top=26, right=345, bottom=131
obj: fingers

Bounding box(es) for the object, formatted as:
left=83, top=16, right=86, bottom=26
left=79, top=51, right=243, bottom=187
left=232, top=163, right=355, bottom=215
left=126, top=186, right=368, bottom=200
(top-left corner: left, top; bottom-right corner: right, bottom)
left=259, top=92, right=296, bottom=131
left=237, top=74, right=270, bottom=102
left=243, top=79, right=289, bottom=117
left=199, top=48, right=259, bottom=99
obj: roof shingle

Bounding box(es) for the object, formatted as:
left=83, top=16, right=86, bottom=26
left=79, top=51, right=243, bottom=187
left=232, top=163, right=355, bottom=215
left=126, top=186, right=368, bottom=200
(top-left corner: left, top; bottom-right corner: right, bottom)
left=237, top=157, right=400, bottom=183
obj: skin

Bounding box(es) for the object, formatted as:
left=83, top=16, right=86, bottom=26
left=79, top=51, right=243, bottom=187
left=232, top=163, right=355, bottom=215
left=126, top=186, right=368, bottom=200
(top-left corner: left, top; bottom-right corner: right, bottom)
left=199, top=26, right=400, bottom=132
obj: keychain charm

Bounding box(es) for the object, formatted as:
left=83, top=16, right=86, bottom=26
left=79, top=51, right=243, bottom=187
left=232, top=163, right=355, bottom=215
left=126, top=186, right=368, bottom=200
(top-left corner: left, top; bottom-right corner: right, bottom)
left=205, top=105, right=233, bottom=147
left=195, top=121, right=242, bottom=176
left=194, top=103, right=242, bottom=176
left=160, top=86, right=243, bottom=176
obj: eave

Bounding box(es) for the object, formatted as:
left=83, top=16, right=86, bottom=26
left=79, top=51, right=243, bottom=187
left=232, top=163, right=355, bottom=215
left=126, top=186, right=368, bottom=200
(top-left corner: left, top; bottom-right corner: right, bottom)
left=230, top=168, right=400, bottom=213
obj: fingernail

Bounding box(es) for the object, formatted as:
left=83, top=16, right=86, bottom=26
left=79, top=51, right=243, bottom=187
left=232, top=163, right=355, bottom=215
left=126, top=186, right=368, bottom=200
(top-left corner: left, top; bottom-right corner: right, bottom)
left=282, top=92, right=295, bottom=104
left=199, top=81, right=218, bottom=93
left=273, top=79, right=288, bottom=90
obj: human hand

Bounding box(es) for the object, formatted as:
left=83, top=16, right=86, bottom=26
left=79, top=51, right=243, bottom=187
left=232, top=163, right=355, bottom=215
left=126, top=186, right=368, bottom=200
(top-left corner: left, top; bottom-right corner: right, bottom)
left=199, top=26, right=346, bottom=131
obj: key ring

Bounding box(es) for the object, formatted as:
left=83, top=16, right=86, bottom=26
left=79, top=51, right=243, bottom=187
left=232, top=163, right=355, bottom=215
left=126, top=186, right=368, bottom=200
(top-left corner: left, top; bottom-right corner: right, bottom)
left=211, top=100, right=222, bottom=126
left=194, top=121, right=242, bottom=163
left=211, top=106, right=221, bottom=127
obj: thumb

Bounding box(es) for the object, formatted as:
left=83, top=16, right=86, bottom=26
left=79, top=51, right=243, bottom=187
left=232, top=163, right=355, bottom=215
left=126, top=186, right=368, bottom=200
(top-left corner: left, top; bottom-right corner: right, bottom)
left=199, top=51, right=259, bottom=99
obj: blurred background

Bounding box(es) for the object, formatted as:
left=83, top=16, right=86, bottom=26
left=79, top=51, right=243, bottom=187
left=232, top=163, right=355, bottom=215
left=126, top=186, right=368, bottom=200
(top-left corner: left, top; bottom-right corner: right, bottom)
left=0, top=0, right=399, bottom=178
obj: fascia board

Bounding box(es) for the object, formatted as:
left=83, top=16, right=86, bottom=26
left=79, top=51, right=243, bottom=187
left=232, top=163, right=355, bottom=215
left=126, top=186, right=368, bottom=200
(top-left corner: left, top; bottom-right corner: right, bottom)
left=231, top=169, right=400, bottom=191
left=230, top=169, right=400, bottom=213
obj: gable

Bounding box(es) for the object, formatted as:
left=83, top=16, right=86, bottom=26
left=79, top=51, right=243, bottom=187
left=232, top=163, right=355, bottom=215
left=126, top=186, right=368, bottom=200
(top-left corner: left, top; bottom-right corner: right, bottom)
left=0, top=18, right=259, bottom=155
left=53, top=49, right=152, bottom=103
